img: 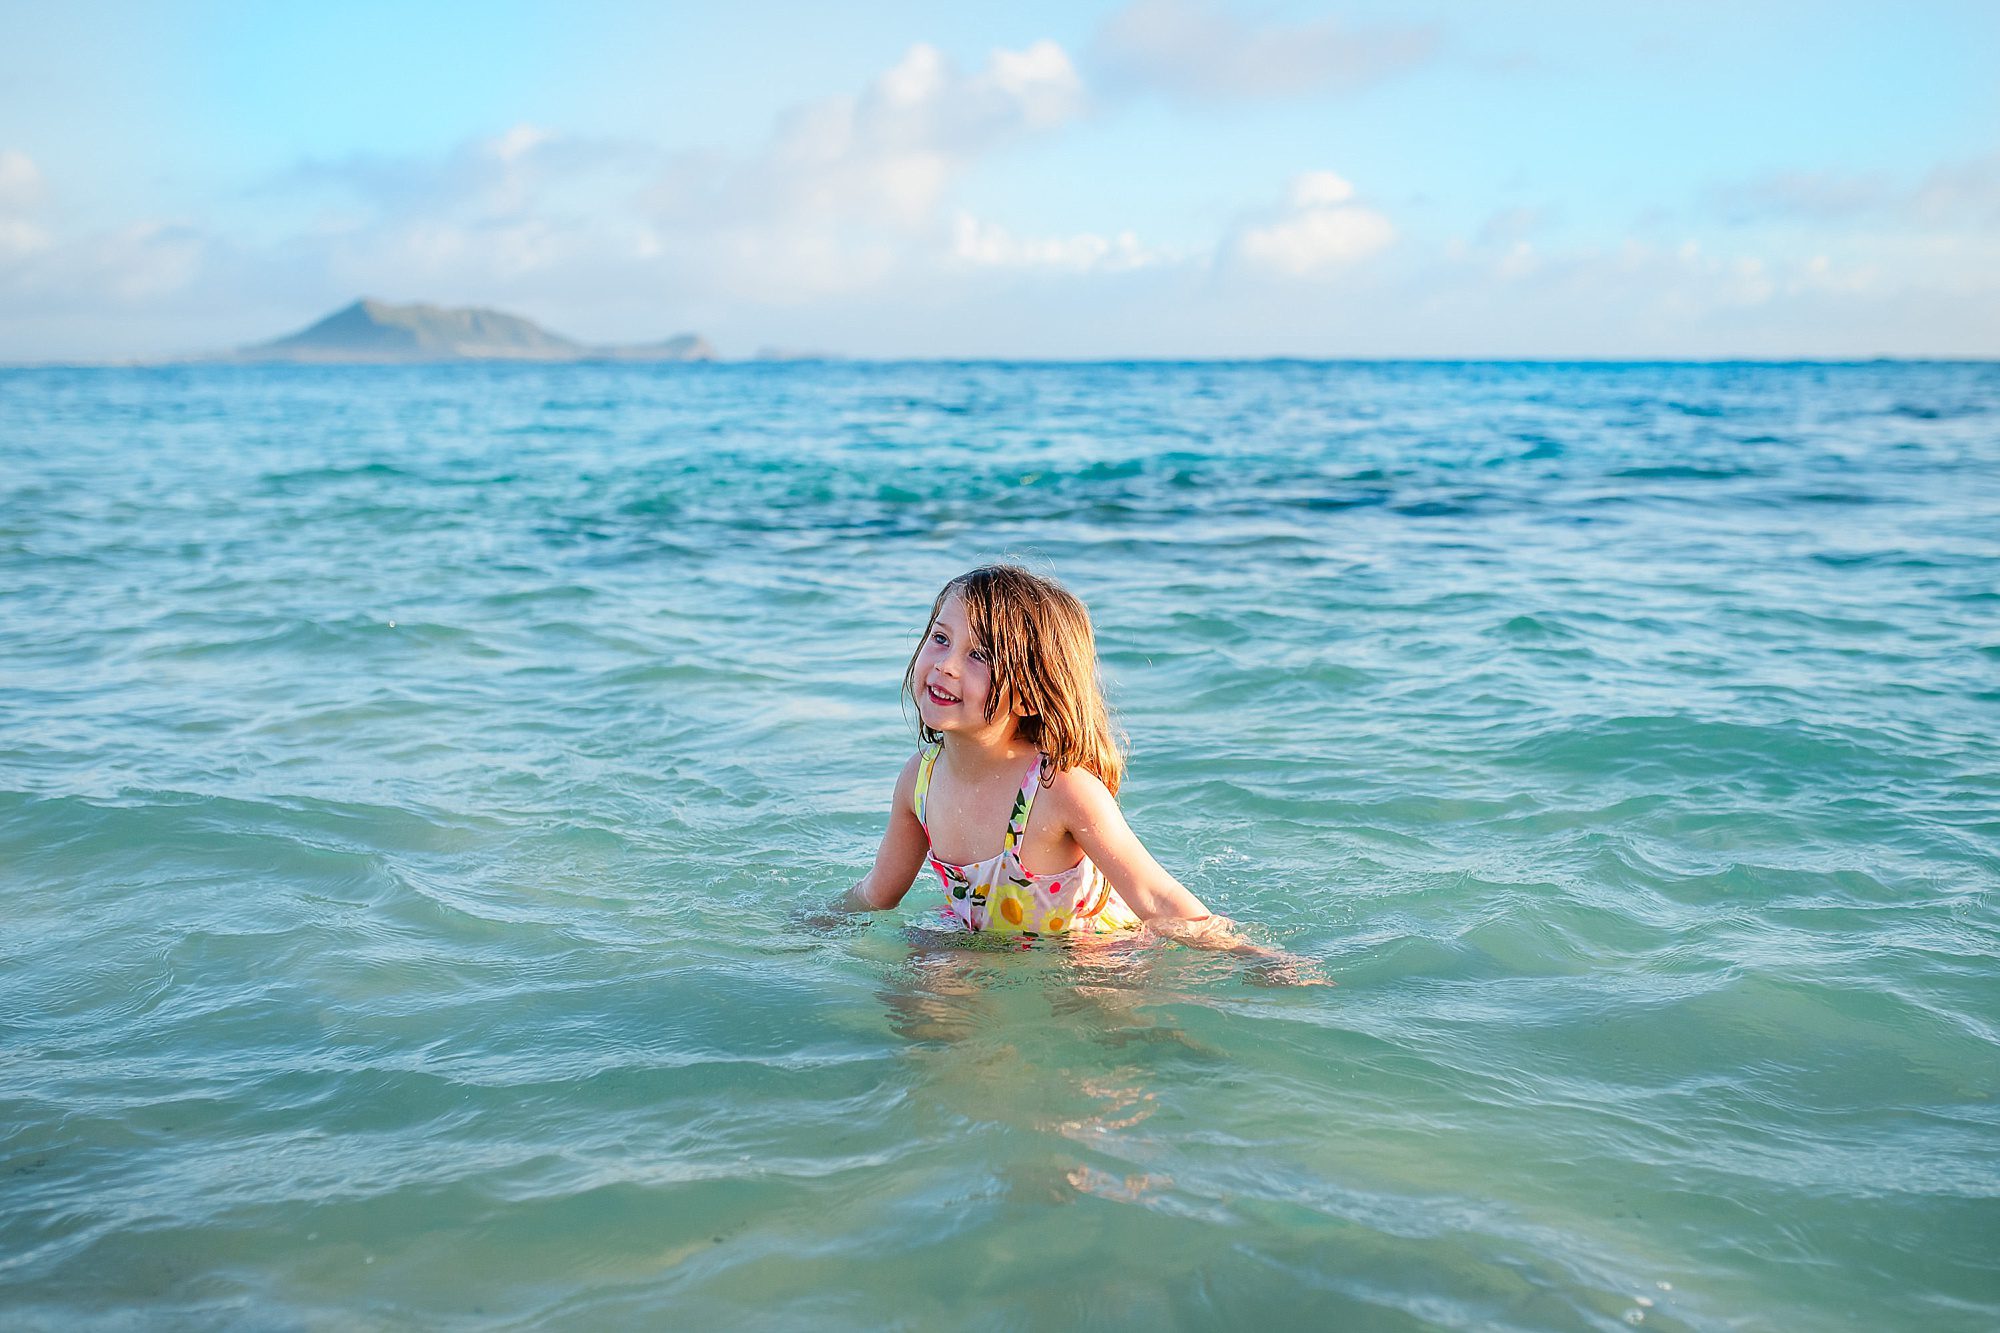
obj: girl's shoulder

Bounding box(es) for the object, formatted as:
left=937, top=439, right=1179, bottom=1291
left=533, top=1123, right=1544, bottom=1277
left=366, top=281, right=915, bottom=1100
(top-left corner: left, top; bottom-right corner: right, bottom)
left=1036, top=760, right=1117, bottom=821
left=892, top=747, right=928, bottom=806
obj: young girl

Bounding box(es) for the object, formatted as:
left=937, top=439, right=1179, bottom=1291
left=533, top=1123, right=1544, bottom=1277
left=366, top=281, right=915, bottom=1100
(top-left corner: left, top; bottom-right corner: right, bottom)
left=842, top=565, right=1308, bottom=970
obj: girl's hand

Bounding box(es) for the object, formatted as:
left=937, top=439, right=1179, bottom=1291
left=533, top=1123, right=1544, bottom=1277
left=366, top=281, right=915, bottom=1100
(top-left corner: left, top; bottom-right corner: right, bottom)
left=1143, top=916, right=1334, bottom=986
left=791, top=880, right=891, bottom=934
left=1241, top=951, right=1335, bottom=988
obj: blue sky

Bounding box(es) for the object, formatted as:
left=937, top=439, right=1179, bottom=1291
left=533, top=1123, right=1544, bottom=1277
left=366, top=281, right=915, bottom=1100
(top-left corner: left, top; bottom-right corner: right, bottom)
left=2, top=1, right=1996, bottom=359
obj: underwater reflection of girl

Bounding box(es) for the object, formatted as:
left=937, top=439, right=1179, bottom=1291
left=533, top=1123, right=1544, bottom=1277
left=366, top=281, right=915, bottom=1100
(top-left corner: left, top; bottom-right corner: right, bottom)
left=837, top=564, right=1325, bottom=986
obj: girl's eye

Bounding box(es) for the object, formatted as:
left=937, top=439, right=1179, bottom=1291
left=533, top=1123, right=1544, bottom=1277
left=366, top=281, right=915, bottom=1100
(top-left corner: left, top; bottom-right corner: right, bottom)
left=970, top=648, right=989, bottom=664
left=931, top=631, right=948, bottom=646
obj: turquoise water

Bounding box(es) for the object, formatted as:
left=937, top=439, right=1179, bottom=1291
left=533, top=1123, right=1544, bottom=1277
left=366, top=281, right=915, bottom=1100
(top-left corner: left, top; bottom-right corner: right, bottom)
left=3, top=361, right=1997, bottom=1329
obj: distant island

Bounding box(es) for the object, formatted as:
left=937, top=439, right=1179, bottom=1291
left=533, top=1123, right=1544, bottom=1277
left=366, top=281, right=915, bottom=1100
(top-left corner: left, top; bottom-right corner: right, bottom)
left=225, top=299, right=717, bottom=363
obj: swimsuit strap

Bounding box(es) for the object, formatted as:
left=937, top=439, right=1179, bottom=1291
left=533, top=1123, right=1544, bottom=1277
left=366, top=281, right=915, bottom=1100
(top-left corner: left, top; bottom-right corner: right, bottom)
left=1001, top=753, right=1048, bottom=860
left=912, top=743, right=941, bottom=829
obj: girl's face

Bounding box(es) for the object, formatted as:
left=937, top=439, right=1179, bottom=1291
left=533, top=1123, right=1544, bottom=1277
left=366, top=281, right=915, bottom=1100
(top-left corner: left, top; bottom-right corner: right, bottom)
left=915, top=592, right=1009, bottom=736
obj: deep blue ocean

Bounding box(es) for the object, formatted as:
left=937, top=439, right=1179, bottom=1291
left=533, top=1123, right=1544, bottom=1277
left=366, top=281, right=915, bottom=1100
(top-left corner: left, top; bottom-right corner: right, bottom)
left=3, top=360, right=1997, bottom=1329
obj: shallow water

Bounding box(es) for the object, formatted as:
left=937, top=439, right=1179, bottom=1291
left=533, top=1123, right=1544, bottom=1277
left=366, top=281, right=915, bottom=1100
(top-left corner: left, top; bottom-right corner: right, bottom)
left=3, top=360, right=1997, bottom=1329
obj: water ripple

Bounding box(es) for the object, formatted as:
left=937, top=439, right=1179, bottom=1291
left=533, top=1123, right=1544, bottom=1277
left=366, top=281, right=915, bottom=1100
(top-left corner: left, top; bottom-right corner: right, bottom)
left=2, top=360, right=1997, bottom=1329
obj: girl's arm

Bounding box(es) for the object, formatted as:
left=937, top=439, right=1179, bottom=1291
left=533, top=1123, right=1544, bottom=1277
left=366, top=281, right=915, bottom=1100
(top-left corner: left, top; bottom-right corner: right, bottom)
left=838, top=751, right=931, bottom=912
left=1053, top=767, right=1214, bottom=922
left=1055, top=769, right=1262, bottom=954
left=1055, top=769, right=1327, bottom=981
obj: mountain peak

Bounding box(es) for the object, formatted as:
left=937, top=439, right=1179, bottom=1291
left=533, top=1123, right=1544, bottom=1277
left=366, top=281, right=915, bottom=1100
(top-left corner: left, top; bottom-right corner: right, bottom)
left=236, top=299, right=716, bottom=363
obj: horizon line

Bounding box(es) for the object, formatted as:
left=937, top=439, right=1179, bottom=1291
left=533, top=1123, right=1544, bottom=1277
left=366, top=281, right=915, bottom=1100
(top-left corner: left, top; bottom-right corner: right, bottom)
left=5, top=353, right=2000, bottom=370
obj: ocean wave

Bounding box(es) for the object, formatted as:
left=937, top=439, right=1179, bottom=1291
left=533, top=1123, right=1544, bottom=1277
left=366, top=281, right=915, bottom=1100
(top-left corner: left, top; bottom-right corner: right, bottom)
left=4, top=360, right=1997, bottom=1329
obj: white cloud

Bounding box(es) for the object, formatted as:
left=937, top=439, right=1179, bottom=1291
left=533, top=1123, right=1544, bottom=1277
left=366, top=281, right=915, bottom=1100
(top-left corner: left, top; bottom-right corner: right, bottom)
left=1714, top=151, right=2000, bottom=227
left=950, top=212, right=1170, bottom=272
left=286, top=122, right=640, bottom=222
left=660, top=40, right=1084, bottom=229
left=986, top=40, right=1086, bottom=129
left=1797, top=253, right=1879, bottom=296
left=0, top=153, right=219, bottom=320
left=0, top=149, right=45, bottom=210
left=6, top=43, right=1999, bottom=361
left=491, top=124, right=554, bottom=164
left=625, top=39, right=1089, bottom=302
left=1091, top=0, right=1436, bottom=101
left=0, top=219, right=48, bottom=258
left=0, top=217, right=221, bottom=323
left=1495, top=240, right=1537, bottom=280
left=0, top=149, right=51, bottom=261
left=1402, top=231, right=1949, bottom=351
left=1287, top=170, right=1355, bottom=209
left=1474, top=206, right=1545, bottom=249
left=1714, top=168, right=1894, bottom=222
left=209, top=39, right=1093, bottom=324
left=1229, top=171, right=1395, bottom=277
left=94, top=221, right=209, bottom=301
left=1910, top=150, right=2000, bottom=225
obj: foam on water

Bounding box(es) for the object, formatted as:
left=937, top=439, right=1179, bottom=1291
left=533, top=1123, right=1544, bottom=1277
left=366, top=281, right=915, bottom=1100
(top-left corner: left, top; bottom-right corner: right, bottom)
left=3, top=361, right=1997, bottom=1329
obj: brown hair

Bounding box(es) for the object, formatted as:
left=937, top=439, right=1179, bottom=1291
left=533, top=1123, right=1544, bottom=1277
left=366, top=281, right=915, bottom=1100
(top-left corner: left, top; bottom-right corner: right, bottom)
left=902, top=565, right=1126, bottom=794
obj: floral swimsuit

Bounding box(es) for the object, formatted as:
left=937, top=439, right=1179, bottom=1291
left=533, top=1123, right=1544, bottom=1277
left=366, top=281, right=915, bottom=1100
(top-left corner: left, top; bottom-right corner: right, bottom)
left=913, top=743, right=1142, bottom=938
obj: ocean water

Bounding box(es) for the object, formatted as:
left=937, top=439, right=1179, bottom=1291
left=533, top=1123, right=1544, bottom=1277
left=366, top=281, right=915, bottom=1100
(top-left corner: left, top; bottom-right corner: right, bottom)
left=2, top=360, right=1996, bottom=1330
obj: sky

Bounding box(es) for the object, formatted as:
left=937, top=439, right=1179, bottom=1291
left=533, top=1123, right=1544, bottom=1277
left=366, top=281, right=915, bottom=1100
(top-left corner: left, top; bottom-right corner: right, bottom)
left=1, top=0, right=1996, bottom=360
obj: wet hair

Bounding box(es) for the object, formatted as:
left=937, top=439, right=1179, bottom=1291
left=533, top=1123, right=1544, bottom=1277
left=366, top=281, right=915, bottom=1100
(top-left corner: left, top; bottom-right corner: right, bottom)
left=903, top=564, right=1126, bottom=794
